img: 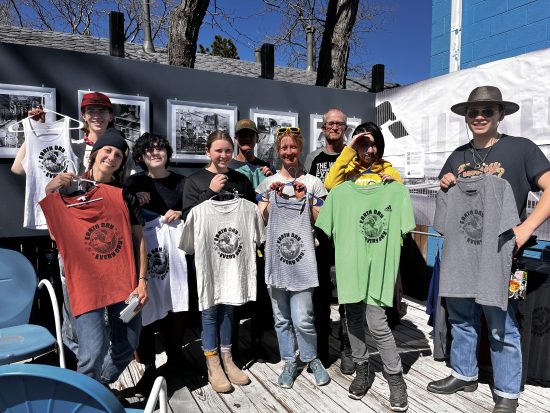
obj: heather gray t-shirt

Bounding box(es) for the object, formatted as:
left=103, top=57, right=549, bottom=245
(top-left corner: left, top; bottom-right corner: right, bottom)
left=433, top=174, right=520, bottom=310
left=264, top=192, right=319, bottom=291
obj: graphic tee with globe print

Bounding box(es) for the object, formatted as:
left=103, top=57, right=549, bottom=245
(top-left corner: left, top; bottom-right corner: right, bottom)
left=180, top=198, right=265, bottom=311
left=265, top=192, right=319, bottom=291
left=433, top=174, right=520, bottom=311
left=316, top=181, right=415, bottom=307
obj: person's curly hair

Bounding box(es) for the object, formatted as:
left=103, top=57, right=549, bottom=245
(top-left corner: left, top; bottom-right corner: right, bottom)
left=132, top=133, right=173, bottom=170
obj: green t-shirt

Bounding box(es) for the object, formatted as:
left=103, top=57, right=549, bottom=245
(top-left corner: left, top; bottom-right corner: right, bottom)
left=315, top=181, right=415, bottom=307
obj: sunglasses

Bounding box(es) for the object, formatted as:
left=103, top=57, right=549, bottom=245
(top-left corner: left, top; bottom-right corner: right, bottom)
left=276, top=127, right=300, bottom=136
left=145, top=142, right=167, bottom=153
left=466, top=108, right=498, bottom=119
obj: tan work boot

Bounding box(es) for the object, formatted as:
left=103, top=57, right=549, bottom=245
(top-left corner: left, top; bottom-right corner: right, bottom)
left=205, top=352, right=232, bottom=393
left=221, top=350, right=251, bottom=385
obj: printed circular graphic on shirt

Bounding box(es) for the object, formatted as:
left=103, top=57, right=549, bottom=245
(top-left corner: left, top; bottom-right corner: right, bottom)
left=214, top=227, right=243, bottom=259
left=532, top=307, right=550, bottom=337
left=39, top=146, right=68, bottom=178
left=276, top=232, right=305, bottom=264
left=359, top=209, right=387, bottom=243
left=147, top=247, right=169, bottom=280
left=459, top=209, right=484, bottom=245
left=84, top=222, right=123, bottom=260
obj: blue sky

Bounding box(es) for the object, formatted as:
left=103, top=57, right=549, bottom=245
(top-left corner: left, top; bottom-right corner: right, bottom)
left=198, top=0, right=433, bottom=85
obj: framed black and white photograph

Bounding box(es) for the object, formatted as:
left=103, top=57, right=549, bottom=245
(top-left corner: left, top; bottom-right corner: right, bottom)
left=250, top=108, right=299, bottom=168
left=168, top=100, right=237, bottom=163
left=309, top=114, right=362, bottom=151
left=0, top=84, right=56, bottom=158
left=78, top=91, right=149, bottom=143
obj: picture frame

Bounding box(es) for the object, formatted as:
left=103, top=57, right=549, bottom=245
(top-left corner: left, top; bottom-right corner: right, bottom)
left=77, top=90, right=149, bottom=144
left=309, top=114, right=362, bottom=151
left=0, top=83, right=56, bottom=158
left=250, top=108, right=299, bottom=168
left=168, top=100, right=237, bottom=163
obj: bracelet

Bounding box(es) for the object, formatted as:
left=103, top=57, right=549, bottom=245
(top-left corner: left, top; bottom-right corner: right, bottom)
left=138, top=276, right=148, bottom=282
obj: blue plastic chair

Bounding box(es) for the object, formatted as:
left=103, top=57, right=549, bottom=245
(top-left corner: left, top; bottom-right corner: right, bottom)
left=0, top=363, right=168, bottom=413
left=0, top=248, right=65, bottom=367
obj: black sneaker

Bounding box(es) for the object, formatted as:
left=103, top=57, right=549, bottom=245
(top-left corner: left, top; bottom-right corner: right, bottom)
left=340, top=332, right=355, bottom=375
left=384, top=371, right=408, bottom=412
left=348, top=362, right=371, bottom=400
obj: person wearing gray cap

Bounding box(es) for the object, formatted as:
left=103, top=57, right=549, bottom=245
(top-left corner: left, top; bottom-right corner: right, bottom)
left=427, top=86, right=550, bottom=413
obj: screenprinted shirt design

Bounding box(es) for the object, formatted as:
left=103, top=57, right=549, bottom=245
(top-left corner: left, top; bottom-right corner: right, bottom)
left=459, top=209, right=483, bottom=245
left=84, top=222, right=124, bottom=260
left=277, top=232, right=305, bottom=264
left=360, top=208, right=390, bottom=243
left=148, top=246, right=169, bottom=280
left=38, top=145, right=70, bottom=178
left=214, top=226, right=243, bottom=259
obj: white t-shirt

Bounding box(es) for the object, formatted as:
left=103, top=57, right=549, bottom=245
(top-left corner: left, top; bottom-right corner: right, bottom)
left=179, top=198, right=265, bottom=311
left=22, top=118, right=80, bottom=229
left=141, top=217, right=189, bottom=326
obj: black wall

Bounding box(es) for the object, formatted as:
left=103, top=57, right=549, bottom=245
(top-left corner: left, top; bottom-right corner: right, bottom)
left=0, top=42, right=375, bottom=238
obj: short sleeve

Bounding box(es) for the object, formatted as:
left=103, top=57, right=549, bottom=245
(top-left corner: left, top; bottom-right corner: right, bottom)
left=499, top=181, right=521, bottom=235
left=254, top=206, right=266, bottom=246
left=315, top=190, right=334, bottom=238
left=524, top=140, right=550, bottom=190
left=179, top=209, right=196, bottom=254
left=310, top=175, right=328, bottom=198
left=433, top=190, right=448, bottom=235
left=400, top=187, right=416, bottom=236
left=255, top=175, right=274, bottom=194
left=438, top=155, right=454, bottom=180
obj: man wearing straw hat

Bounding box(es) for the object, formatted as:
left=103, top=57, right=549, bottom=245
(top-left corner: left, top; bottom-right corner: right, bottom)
left=427, top=86, right=550, bottom=413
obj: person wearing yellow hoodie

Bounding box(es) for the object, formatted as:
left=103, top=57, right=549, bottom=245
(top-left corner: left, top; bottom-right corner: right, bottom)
left=324, top=122, right=401, bottom=190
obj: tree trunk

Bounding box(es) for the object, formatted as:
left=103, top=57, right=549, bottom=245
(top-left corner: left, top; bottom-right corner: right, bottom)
left=168, top=0, right=209, bottom=68
left=315, top=0, right=359, bottom=88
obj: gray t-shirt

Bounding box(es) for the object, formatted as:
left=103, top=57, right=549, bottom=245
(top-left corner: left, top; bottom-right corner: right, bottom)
left=433, top=174, right=520, bottom=310
left=264, top=192, right=319, bottom=291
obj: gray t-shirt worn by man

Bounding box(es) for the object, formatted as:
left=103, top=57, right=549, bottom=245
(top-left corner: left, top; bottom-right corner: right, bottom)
left=433, top=174, right=520, bottom=310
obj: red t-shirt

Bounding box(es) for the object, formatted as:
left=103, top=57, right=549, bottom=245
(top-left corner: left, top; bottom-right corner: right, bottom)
left=40, top=184, right=137, bottom=316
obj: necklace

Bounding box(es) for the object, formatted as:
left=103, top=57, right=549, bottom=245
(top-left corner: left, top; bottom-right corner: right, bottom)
left=469, top=135, right=499, bottom=169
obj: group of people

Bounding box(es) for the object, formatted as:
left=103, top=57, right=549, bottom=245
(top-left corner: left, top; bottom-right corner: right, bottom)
left=11, top=85, right=550, bottom=413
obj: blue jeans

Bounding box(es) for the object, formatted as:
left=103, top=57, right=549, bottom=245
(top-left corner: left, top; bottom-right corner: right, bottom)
left=269, top=287, right=317, bottom=363
left=74, top=301, right=141, bottom=384
left=59, top=256, right=79, bottom=356
left=201, top=304, right=235, bottom=352
left=446, top=297, right=521, bottom=399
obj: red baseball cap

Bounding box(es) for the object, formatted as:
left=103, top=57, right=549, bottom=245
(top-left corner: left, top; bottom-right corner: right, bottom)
left=80, top=92, right=113, bottom=110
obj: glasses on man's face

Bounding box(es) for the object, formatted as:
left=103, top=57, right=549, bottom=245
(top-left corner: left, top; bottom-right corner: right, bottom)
left=276, top=127, right=300, bottom=136
left=466, top=108, right=497, bottom=119
left=325, top=121, right=346, bottom=129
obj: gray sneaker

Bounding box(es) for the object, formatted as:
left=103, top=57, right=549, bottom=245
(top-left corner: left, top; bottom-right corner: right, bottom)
left=309, top=358, right=330, bottom=386
left=278, top=361, right=298, bottom=388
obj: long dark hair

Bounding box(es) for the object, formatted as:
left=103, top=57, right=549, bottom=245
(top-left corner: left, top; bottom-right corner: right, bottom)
left=352, top=122, right=385, bottom=161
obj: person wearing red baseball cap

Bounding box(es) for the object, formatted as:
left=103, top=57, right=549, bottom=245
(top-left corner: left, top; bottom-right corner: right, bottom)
left=80, top=92, right=115, bottom=147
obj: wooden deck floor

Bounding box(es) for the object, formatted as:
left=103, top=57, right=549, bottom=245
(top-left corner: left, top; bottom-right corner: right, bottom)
left=113, top=299, right=550, bottom=412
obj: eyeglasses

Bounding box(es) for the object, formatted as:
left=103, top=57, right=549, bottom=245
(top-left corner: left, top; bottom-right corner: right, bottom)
left=325, top=121, right=346, bottom=128
left=466, top=108, right=497, bottom=119
left=276, top=127, right=300, bottom=136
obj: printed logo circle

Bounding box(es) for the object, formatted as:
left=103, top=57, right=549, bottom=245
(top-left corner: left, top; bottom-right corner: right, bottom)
left=359, top=210, right=387, bottom=243
left=214, top=227, right=243, bottom=259
left=147, top=247, right=169, bottom=280
left=39, top=146, right=68, bottom=178
left=459, top=210, right=484, bottom=245
left=277, top=233, right=304, bottom=262
left=84, top=222, right=123, bottom=259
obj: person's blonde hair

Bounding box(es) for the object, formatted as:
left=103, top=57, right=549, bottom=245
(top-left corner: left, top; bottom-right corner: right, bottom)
left=275, top=130, right=303, bottom=152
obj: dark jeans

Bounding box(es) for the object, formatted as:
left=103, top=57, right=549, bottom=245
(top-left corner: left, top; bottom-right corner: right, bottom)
left=136, top=311, right=186, bottom=365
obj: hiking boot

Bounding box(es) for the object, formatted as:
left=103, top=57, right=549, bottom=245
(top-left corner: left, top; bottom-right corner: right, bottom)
left=493, top=397, right=518, bottom=413
left=205, top=352, right=232, bottom=393
left=221, top=350, right=251, bottom=386
left=384, top=371, right=408, bottom=412
left=427, top=375, right=478, bottom=394
left=348, top=362, right=371, bottom=400
left=340, top=332, right=355, bottom=375
left=278, top=361, right=298, bottom=388
left=309, top=358, right=330, bottom=386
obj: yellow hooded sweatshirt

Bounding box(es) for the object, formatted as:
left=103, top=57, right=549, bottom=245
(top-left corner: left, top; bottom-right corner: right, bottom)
left=324, top=145, right=402, bottom=190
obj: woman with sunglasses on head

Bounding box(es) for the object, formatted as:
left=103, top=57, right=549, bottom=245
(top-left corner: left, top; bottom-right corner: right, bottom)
left=41, top=129, right=148, bottom=386
left=181, top=130, right=256, bottom=393
left=255, top=127, right=330, bottom=389
left=324, top=122, right=401, bottom=190
left=125, top=132, right=187, bottom=394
